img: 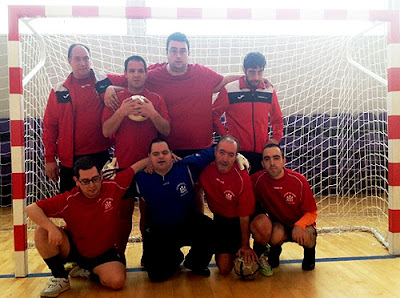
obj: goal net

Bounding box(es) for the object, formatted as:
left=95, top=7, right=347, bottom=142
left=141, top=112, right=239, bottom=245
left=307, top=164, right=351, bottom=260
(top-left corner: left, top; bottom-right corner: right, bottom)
left=12, top=11, right=389, bottom=255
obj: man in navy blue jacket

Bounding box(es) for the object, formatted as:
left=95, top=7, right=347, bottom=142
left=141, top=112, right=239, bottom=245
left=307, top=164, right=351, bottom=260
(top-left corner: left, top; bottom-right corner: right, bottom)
left=135, top=137, right=215, bottom=282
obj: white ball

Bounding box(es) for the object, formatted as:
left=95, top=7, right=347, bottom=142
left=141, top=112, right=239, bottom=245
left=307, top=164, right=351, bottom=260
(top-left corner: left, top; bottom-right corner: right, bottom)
left=233, top=257, right=260, bottom=280
left=128, top=95, right=148, bottom=122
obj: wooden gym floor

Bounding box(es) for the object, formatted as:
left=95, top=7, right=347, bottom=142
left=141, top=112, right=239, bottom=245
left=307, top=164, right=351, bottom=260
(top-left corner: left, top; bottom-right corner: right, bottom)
left=0, top=207, right=399, bottom=297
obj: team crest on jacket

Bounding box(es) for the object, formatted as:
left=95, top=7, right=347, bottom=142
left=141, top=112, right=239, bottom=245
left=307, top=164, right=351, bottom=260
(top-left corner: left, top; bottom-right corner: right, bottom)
left=224, top=190, right=234, bottom=201
left=177, top=183, right=188, bottom=197
left=103, top=198, right=114, bottom=212
left=284, top=192, right=296, bottom=204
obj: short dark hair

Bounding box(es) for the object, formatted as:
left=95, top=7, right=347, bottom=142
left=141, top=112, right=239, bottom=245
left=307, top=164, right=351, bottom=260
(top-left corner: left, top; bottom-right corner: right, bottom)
left=262, top=143, right=284, bottom=159
left=73, top=156, right=101, bottom=179
left=217, top=135, right=240, bottom=154
left=68, top=43, right=91, bottom=59
left=124, top=55, right=147, bottom=72
left=148, top=137, right=170, bottom=154
left=243, top=52, right=266, bottom=70
left=166, top=32, right=190, bottom=53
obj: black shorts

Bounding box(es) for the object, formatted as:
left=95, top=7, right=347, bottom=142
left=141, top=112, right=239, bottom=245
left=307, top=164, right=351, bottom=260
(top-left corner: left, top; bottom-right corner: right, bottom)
left=250, top=211, right=317, bottom=242
left=64, top=230, right=126, bottom=272
left=213, top=214, right=242, bottom=255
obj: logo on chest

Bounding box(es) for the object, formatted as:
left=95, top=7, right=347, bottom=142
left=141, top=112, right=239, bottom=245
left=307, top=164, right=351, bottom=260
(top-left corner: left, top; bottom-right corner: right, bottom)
left=283, top=192, right=296, bottom=204
left=103, top=198, right=114, bottom=212
left=224, top=190, right=234, bottom=201
left=176, top=183, right=189, bottom=197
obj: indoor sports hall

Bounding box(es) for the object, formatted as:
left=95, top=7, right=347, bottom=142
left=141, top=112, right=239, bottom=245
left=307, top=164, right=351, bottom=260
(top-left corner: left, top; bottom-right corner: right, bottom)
left=1, top=0, right=400, bottom=296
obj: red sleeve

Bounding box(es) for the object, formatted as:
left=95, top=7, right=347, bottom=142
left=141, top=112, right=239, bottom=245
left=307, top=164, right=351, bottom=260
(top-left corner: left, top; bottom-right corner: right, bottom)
left=35, top=192, right=70, bottom=218
left=107, top=73, right=127, bottom=87
left=201, top=65, right=224, bottom=90
left=237, top=170, right=256, bottom=217
left=43, top=89, right=59, bottom=163
left=212, top=87, right=229, bottom=135
left=111, top=167, right=135, bottom=190
left=300, top=176, right=318, bottom=214
left=153, top=94, right=170, bottom=123
left=270, top=89, right=284, bottom=142
left=101, top=105, right=115, bottom=124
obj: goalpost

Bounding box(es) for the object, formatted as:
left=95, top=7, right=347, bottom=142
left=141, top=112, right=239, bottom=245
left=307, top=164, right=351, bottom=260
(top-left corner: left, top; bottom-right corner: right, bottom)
left=7, top=5, right=400, bottom=277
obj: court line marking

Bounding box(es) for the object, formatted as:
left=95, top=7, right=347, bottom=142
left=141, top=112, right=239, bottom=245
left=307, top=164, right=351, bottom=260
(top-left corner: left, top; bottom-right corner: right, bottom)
left=0, top=254, right=399, bottom=279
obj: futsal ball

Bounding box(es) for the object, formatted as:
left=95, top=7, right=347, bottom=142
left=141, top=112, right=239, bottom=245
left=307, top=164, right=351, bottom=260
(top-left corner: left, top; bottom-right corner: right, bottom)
left=128, top=95, right=148, bottom=122
left=233, top=257, right=260, bottom=280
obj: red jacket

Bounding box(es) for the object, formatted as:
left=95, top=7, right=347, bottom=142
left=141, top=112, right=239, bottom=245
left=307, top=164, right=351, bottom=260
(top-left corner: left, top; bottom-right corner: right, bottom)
left=43, top=70, right=113, bottom=167
left=212, top=77, right=283, bottom=153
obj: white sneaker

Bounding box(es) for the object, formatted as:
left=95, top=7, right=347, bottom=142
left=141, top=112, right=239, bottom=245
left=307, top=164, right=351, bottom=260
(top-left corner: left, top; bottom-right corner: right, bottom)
left=258, top=254, right=273, bottom=277
left=40, top=277, right=70, bottom=297
left=69, top=265, right=90, bottom=278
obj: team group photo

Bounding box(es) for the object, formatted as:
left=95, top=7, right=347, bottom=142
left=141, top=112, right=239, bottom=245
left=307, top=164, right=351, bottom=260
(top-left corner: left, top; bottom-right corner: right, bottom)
left=1, top=1, right=400, bottom=297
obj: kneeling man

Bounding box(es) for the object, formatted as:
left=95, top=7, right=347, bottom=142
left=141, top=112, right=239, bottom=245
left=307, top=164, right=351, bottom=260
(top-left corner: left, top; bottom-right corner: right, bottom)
left=250, top=143, right=317, bottom=272
left=26, top=156, right=148, bottom=297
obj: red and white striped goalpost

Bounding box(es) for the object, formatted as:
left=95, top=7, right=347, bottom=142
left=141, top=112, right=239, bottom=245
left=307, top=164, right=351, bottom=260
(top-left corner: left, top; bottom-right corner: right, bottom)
left=7, top=5, right=400, bottom=277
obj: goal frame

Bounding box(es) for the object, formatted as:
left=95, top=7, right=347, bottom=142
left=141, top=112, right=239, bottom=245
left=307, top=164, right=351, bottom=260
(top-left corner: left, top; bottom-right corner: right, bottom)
left=7, top=5, right=400, bottom=277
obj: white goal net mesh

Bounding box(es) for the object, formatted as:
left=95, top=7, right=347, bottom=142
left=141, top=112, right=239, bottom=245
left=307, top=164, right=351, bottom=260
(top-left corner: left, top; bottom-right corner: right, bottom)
left=16, top=17, right=388, bottom=245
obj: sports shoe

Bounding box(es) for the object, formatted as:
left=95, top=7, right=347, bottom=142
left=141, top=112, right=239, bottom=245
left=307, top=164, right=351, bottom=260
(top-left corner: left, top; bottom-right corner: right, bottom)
left=268, top=245, right=282, bottom=268
left=40, top=277, right=70, bottom=297
left=302, top=246, right=316, bottom=271
left=69, top=265, right=90, bottom=278
left=257, top=254, right=273, bottom=277
left=183, top=259, right=211, bottom=277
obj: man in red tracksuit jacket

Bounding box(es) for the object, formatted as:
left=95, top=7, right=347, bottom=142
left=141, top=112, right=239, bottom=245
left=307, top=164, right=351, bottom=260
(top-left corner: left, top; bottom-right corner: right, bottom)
left=212, top=52, right=284, bottom=174
left=43, top=43, right=114, bottom=193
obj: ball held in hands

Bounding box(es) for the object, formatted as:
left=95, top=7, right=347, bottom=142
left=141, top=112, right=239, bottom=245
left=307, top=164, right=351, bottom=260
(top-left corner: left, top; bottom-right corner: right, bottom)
left=128, top=95, right=148, bottom=122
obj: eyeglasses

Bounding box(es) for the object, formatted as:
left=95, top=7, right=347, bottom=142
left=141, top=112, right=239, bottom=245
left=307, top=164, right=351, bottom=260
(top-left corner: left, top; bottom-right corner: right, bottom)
left=168, top=48, right=188, bottom=56
left=79, top=175, right=101, bottom=185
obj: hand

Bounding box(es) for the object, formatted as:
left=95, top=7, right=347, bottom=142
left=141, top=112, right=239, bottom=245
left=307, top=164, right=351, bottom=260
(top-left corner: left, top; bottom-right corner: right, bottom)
left=292, top=225, right=307, bottom=246
left=268, top=138, right=279, bottom=145
left=104, top=86, right=120, bottom=111
left=237, top=246, right=258, bottom=263
left=144, top=162, right=154, bottom=174
left=45, top=161, right=59, bottom=182
left=47, top=226, right=63, bottom=246
left=102, top=157, right=118, bottom=180
left=133, top=97, right=156, bottom=119
left=171, top=152, right=182, bottom=162
left=119, top=97, right=138, bottom=117
left=236, top=153, right=250, bottom=172
left=263, top=78, right=274, bottom=88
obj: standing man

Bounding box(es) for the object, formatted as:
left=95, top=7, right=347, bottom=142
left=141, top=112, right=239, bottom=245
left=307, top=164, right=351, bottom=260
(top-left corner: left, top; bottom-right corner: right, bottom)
left=102, top=55, right=170, bottom=254
left=26, top=156, right=149, bottom=297
left=212, top=52, right=284, bottom=174
left=135, top=138, right=216, bottom=282
left=198, top=136, right=273, bottom=276
left=250, top=143, right=317, bottom=272
left=102, top=55, right=170, bottom=168
left=106, top=32, right=238, bottom=157
left=43, top=43, right=113, bottom=192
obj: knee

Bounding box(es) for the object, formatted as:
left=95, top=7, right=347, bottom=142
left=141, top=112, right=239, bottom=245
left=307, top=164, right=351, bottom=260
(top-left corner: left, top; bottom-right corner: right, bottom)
left=270, top=224, right=286, bottom=246
left=250, top=215, right=271, bottom=240
left=101, top=273, right=126, bottom=290
left=216, top=259, right=233, bottom=275
left=304, top=228, right=317, bottom=248
left=34, top=227, right=49, bottom=246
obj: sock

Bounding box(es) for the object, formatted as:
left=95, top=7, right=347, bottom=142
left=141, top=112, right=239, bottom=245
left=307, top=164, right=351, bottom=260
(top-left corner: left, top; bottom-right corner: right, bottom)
left=44, top=254, right=68, bottom=279
left=253, top=241, right=267, bottom=257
